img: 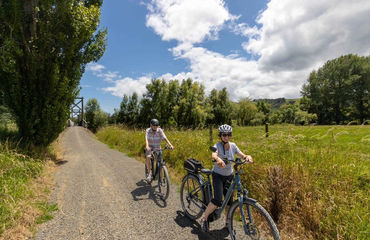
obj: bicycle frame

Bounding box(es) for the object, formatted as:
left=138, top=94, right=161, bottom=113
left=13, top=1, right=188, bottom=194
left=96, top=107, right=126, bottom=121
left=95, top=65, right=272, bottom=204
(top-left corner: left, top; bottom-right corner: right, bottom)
left=186, top=170, right=240, bottom=215
left=187, top=163, right=257, bottom=235
left=151, top=149, right=164, bottom=178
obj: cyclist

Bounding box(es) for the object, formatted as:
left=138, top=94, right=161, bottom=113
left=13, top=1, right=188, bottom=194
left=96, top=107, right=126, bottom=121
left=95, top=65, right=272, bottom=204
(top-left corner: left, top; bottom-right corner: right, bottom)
left=145, top=119, right=174, bottom=182
left=200, top=124, right=253, bottom=232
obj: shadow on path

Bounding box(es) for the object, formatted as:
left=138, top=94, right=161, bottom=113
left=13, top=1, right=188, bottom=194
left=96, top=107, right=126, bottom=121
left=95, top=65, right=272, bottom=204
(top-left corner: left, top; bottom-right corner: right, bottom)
left=174, top=210, right=230, bottom=240
left=54, top=160, right=68, bottom=166
left=130, top=179, right=167, bottom=208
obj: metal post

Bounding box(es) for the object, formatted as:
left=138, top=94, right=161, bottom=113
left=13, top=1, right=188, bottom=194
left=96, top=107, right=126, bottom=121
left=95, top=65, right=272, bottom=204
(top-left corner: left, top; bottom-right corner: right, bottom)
left=81, top=97, right=84, bottom=123
left=265, top=123, right=269, bottom=137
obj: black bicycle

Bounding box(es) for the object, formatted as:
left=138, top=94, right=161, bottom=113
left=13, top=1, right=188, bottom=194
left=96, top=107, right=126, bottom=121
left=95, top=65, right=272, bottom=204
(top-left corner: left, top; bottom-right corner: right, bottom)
left=145, top=146, right=171, bottom=200
left=180, top=146, right=280, bottom=240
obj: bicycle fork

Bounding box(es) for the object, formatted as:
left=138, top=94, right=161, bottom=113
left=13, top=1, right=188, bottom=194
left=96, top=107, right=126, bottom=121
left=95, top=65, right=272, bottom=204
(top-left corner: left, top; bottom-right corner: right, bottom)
left=230, top=183, right=255, bottom=240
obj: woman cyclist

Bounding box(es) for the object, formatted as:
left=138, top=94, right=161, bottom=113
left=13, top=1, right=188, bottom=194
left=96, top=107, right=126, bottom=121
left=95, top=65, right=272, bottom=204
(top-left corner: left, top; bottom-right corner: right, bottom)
left=145, top=119, right=174, bottom=182
left=200, top=124, right=253, bottom=232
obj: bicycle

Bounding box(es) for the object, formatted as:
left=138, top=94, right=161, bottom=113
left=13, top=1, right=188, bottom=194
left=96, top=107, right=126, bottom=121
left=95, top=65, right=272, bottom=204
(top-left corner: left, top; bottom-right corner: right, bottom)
left=145, top=145, right=171, bottom=200
left=180, top=146, right=280, bottom=240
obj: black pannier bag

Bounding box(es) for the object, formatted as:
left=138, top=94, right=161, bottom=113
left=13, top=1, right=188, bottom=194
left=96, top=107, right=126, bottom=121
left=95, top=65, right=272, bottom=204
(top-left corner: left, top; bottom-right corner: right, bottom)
left=184, top=158, right=203, bottom=173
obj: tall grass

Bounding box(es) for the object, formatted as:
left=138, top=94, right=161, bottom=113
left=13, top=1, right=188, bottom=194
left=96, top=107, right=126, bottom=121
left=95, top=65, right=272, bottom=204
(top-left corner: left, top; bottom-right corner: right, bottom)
left=97, top=124, right=369, bottom=240
left=0, top=131, right=57, bottom=238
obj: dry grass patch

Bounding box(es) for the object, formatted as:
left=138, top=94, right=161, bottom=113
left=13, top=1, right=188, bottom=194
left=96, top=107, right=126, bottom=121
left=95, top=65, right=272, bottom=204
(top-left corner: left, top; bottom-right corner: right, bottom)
left=0, top=160, right=56, bottom=240
left=0, top=130, right=65, bottom=239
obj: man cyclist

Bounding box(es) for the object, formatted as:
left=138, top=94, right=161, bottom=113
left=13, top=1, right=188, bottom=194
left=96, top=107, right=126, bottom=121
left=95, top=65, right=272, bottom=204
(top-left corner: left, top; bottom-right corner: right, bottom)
left=145, top=119, right=174, bottom=182
left=200, top=124, right=253, bottom=232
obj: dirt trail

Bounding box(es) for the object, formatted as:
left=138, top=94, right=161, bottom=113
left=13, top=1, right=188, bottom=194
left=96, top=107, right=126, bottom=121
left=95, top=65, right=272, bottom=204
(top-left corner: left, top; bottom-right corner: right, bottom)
left=35, top=127, right=229, bottom=240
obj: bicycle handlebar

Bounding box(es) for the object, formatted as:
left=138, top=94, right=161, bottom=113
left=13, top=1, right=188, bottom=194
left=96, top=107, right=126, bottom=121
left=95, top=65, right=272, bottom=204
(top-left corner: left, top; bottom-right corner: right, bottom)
left=151, top=145, right=172, bottom=153
left=212, top=156, right=250, bottom=165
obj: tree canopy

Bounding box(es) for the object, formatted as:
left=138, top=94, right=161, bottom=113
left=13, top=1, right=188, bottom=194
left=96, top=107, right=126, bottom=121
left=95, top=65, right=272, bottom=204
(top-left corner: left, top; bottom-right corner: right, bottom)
left=301, top=54, right=369, bottom=124
left=0, top=0, right=106, bottom=145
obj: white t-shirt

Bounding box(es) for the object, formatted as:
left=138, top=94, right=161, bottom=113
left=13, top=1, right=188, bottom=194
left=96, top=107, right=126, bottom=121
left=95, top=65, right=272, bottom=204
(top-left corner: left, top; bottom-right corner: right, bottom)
left=212, top=142, right=240, bottom=176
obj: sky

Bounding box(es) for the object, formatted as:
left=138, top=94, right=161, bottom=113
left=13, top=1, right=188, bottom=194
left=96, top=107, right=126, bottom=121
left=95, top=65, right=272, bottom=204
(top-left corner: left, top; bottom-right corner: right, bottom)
left=80, top=0, right=370, bottom=113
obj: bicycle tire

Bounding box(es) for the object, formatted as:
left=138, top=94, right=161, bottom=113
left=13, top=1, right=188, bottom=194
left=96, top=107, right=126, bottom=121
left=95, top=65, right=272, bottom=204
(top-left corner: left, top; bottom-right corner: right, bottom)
left=228, top=199, right=280, bottom=240
left=180, top=174, right=205, bottom=220
left=158, top=165, right=170, bottom=200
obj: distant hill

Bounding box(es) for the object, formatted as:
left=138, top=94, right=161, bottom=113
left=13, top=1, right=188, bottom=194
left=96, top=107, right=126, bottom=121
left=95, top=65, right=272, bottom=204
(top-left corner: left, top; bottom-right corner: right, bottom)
left=252, top=98, right=299, bottom=110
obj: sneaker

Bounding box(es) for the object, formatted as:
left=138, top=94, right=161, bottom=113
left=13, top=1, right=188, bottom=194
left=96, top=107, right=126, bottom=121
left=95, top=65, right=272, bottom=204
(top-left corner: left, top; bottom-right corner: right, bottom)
left=146, top=173, right=152, bottom=182
left=200, top=218, right=209, bottom=232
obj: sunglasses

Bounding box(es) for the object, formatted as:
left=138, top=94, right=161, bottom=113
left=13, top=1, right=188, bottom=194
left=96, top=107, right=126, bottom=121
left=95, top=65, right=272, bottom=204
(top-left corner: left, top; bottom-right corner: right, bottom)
left=221, top=133, right=232, bottom=137
left=152, top=124, right=159, bottom=127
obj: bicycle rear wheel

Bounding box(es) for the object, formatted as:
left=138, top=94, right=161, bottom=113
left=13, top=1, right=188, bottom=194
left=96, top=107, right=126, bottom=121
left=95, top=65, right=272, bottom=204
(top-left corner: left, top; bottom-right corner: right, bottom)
left=180, top=174, right=205, bottom=220
left=228, top=199, right=280, bottom=240
left=158, top=165, right=170, bottom=200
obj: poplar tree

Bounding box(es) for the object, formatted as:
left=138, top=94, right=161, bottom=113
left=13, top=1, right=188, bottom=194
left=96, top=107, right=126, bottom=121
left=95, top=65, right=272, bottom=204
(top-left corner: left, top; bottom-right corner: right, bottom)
left=0, top=0, right=106, bottom=145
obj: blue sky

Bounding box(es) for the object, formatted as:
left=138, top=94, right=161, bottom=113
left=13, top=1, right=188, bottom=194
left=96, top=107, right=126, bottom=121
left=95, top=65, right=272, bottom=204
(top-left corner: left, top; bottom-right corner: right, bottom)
left=80, top=0, right=370, bottom=113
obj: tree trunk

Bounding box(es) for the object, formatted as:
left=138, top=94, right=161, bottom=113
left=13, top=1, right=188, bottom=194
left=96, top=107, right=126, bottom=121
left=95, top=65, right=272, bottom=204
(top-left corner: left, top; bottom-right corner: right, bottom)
left=23, top=0, right=37, bottom=42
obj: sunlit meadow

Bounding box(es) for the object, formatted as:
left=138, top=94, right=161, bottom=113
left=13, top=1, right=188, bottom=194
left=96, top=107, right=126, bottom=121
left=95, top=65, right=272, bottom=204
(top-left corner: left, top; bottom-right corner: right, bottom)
left=97, top=125, right=369, bottom=240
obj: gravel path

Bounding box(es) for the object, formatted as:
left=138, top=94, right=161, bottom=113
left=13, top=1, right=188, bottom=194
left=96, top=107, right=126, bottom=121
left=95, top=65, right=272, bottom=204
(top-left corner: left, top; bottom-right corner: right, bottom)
left=35, top=127, right=230, bottom=240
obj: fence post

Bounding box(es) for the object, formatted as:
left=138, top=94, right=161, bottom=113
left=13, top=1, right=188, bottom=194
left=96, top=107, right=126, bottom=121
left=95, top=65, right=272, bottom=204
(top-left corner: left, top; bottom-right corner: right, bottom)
left=209, top=124, right=213, bottom=143
left=265, top=123, right=269, bottom=137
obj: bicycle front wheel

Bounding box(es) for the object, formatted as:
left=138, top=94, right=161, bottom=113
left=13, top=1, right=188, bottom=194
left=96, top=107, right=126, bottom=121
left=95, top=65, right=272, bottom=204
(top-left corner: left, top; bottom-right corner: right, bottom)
left=228, top=199, right=280, bottom=240
left=158, top=165, right=170, bottom=200
left=180, top=174, right=205, bottom=220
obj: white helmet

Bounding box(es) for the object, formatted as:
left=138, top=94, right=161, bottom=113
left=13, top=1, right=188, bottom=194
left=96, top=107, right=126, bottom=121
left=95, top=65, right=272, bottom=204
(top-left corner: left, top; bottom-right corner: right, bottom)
left=218, top=124, right=232, bottom=136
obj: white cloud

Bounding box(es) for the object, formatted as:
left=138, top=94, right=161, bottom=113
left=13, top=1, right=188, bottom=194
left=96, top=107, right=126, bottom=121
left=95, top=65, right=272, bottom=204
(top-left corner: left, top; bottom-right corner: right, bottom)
left=102, top=76, right=152, bottom=98
left=86, top=63, right=105, bottom=73
left=101, top=72, right=196, bottom=98
left=97, top=71, right=121, bottom=82
left=244, top=0, right=370, bottom=71
left=146, top=0, right=237, bottom=44
left=104, top=0, right=370, bottom=101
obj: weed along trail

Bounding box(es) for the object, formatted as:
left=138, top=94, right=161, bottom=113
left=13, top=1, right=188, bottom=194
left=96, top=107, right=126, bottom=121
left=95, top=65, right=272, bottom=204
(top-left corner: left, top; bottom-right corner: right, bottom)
left=35, top=127, right=228, bottom=240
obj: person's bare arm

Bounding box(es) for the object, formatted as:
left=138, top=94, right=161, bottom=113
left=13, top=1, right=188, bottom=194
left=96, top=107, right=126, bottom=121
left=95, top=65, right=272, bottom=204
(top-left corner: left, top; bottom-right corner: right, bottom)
left=212, top=151, right=225, bottom=168
left=237, top=151, right=253, bottom=163
left=165, top=138, right=174, bottom=149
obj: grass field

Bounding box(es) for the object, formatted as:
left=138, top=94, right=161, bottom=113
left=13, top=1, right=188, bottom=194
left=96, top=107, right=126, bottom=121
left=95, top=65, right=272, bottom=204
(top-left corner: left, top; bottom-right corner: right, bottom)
left=0, top=127, right=57, bottom=239
left=97, top=124, right=370, bottom=240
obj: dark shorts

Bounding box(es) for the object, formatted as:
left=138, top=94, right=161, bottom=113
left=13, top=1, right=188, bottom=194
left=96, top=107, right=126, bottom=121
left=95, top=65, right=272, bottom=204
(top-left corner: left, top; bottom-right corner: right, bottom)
left=211, top=172, right=234, bottom=207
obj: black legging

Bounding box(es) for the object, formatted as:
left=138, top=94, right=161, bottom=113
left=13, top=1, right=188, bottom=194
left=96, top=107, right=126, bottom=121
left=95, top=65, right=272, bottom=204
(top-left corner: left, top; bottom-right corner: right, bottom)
left=211, top=172, right=233, bottom=207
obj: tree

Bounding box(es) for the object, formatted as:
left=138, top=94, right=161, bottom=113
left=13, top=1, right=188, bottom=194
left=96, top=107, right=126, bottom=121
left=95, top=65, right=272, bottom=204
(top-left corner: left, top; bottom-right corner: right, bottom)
left=250, top=112, right=266, bottom=126
left=165, top=80, right=180, bottom=128
left=139, top=79, right=168, bottom=126
left=126, top=92, right=139, bottom=125
left=302, top=54, right=369, bottom=124
left=280, top=104, right=298, bottom=123
left=269, top=110, right=283, bottom=124
left=108, top=108, right=119, bottom=124
left=174, top=79, right=208, bottom=128
left=294, top=110, right=317, bottom=125
left=208, top=88, right=232, bottom=125
left=347, top=56, right=370, bottom=123
left=236, top=98, right=258, bottom=126
left=256, top=100, right=271, bottom=123
left=85, top=98, right=107, bottom=132
left=0, top=0, right=106, bottom=145
left=118, top=94, right=129, bottom=124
